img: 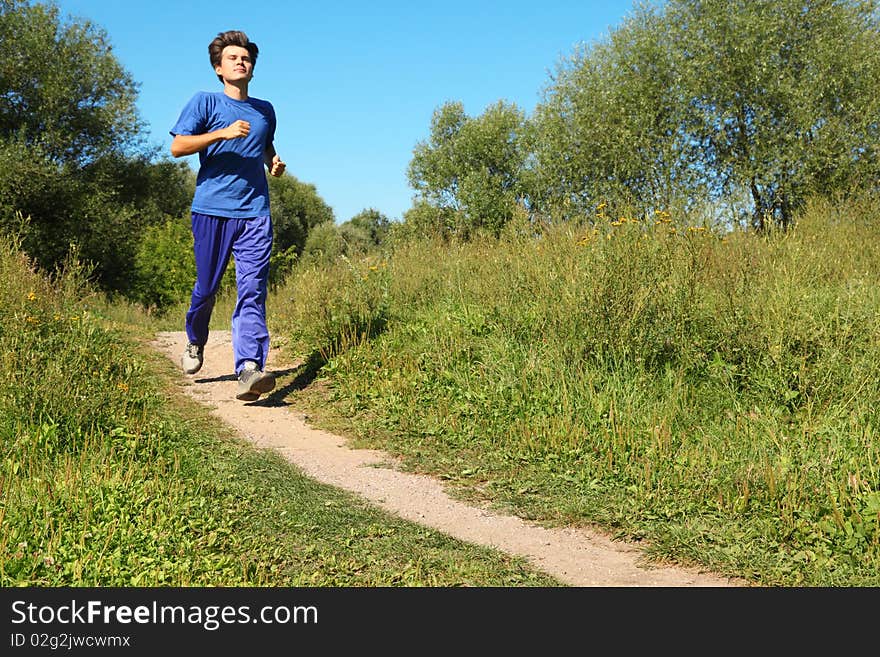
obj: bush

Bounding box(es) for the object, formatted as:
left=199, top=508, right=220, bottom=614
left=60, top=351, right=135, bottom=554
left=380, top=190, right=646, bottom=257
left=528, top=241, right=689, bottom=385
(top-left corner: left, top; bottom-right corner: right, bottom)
left=302, top=221, right=345, bottom=264
left=0, top=139, right=81, bottom=273
left=132, top=218, right=196, bottom=311
left=0, top=138, right=192, bottom=296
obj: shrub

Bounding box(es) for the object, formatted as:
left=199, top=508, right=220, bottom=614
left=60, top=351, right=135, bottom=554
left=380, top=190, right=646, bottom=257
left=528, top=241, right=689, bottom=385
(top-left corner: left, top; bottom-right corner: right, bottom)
left=302, top=221, right=344, bottom=265
left=132, top=217, right=196, bottom=311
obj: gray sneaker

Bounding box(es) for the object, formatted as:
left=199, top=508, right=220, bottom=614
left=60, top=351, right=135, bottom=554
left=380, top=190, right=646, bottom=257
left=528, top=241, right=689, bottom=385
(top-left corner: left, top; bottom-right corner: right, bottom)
left=181, top=342, right=204, bottom=374
left=236, top=361, right=276, bottom=401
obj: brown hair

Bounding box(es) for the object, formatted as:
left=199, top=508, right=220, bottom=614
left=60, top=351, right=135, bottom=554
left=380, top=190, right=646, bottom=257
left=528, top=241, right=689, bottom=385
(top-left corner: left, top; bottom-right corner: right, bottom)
left=208, top=30, right=259, bottom=82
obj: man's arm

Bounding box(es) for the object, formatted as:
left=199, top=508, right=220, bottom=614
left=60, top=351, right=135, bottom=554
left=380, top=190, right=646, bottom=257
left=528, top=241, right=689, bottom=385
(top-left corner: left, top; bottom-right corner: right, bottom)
left=170, top=120, right=251, bottom=157
left=264, top=144, right=286, bottom=177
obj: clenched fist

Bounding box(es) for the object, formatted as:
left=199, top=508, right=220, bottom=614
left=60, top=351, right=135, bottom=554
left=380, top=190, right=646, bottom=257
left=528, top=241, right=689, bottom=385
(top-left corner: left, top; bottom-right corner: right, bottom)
left=223, top=120, right=250, bottom=139
left=269, top=154, right=286, bottom=177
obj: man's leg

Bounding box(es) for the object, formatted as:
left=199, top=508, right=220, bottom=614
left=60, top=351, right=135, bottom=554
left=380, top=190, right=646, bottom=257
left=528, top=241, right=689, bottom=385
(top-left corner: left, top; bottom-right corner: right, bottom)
left=230, top=215, right=273, bottom=375
left=185, top=212, right=236, bottom=347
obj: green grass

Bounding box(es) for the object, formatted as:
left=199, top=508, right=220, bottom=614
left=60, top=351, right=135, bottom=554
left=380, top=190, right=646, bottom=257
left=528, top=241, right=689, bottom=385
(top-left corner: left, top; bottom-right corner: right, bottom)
left=273, top=196, right=880, bottom=586
left=0, top=235, right=557, bottom=586
left=8, top=194, right=880, bottom=587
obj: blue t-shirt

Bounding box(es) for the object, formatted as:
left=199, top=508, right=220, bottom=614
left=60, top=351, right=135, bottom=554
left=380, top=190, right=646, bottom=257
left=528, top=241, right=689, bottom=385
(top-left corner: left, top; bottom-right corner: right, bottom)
left=170, top=91, right=277, bottom=219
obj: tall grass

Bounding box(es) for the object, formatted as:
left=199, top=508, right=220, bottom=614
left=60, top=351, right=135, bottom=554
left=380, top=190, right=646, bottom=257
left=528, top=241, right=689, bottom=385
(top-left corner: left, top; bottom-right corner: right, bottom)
left=275, top=196, right=880, bottom=585
left=0, top=234, right=556, bottom=586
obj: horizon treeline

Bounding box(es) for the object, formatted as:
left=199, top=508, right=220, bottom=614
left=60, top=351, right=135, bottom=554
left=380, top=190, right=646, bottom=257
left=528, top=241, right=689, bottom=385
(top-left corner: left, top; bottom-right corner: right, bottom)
left=3, top=0, right=880, bottom=305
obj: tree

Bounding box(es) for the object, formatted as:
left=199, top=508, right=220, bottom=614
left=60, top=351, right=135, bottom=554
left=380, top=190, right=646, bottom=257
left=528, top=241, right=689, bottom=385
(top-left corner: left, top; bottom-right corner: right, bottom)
left=407, top=100, right=529, bottom=237
left=302, top=221, right=344, bottom=264
left=0, top=1, right=194, bottom=294
left=669, top=0, right=880, bottom=229
left=532, top=0, right=880, bottom=229
left=531, top=2, right=701, bottom=222
left=344, top=208, right=391, bottom=247
left=0, top=139, right=80, bottom=269
left=0, top=0, right=145, bottom=165
left=397, top=200, right=461, bottom=241
left=73, top=154, right=192, bottom=290
left=268, top=173, right=335, bottom=255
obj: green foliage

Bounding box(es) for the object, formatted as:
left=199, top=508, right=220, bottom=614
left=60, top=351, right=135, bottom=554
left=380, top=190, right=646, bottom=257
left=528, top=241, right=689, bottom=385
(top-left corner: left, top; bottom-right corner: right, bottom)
left=337, top=221, right=373, bottom=255
left=408, top=100, right=529, bottom=237
left=0, top=139, right=81, bottom=269
left=530, top=3, right=699, bottom=222
left=277, top=197, right=880, bottom=585
left=532, top=0, right=880, bottom=229
left=402, top=1, right=880, bottom=233
left=302, top=221, right=345, bottom=264
left=273, top=253, right=390, bottom=363
left=344, top=207, right=391, bottom=246
left=132, top=217, right=197, bottom=311
left=74, top=155, right=192, bottom=292
left=0, top=235, right=553, bottom=586
left=82, top=153, right=193, bottom=221
left=268, top=173, right=335, bottom=255
left=268, top=243, right=298, bottom=288
left=0, top=138, right=191, bottom=293
left=0, top=0, right=145, bottom=165
left=668, top=0, right=880, bottom=228
left=0, top=1, right=192, bottom=294
left=300, top=218, right=387, bottom=265
left=398, top=200, right=461, bottom=240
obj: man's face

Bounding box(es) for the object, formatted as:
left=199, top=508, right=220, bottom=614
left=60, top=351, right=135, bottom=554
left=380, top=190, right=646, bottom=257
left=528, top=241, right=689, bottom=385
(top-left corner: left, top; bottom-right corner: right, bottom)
left=216, top=45, right=253, bottom=83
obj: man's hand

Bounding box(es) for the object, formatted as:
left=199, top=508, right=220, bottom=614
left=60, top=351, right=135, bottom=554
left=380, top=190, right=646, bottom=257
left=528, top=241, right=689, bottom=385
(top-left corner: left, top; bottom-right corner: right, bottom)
left=223, top=120, right=250, bottom=140
left=269, top=154, right=286, bottom=177
left=170, top=120, right=254, bottom=158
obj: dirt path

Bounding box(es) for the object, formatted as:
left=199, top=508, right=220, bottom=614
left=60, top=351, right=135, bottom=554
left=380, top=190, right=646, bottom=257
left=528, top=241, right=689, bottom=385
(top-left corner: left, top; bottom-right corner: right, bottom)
left=151, top=331, right=743, bottom=587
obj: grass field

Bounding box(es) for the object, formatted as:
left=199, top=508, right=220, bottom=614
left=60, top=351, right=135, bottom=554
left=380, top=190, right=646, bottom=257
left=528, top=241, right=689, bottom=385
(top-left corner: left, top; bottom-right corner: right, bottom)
left=272, top=197, right=880, bottom=586
left=0, top=236, right=557, bottom=586
left=4, top=196, right=880, bottom=586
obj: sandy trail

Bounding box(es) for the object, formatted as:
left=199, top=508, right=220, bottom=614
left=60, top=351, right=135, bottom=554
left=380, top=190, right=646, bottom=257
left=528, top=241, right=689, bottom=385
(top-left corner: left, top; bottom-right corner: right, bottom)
left=152, top=330, right=743, bottom=587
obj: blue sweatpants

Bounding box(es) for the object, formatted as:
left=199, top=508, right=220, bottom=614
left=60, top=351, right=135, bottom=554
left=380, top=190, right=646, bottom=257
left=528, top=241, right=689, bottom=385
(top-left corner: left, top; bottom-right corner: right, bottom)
left=185, top=212, right=273, bottom=375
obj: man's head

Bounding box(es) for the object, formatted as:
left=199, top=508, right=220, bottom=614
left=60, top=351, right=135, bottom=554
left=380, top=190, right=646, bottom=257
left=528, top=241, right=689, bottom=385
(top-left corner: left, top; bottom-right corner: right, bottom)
left=209, top=30, right=259, bottom=83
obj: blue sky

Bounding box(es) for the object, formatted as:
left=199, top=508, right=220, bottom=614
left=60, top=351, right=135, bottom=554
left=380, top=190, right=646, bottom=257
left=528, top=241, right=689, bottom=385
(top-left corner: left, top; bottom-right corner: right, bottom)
left=53, top=0, right=637, bottom=223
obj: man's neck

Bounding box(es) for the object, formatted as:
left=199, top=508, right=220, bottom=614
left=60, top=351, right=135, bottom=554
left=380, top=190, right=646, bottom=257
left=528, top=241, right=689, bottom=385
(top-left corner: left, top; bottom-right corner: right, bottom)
left=222, top=80, right=249, bottom=101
